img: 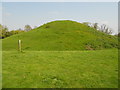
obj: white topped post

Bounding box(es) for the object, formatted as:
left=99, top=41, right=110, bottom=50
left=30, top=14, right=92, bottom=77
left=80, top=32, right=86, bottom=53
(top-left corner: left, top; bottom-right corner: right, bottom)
left=18, top=40, right=22, bottom=52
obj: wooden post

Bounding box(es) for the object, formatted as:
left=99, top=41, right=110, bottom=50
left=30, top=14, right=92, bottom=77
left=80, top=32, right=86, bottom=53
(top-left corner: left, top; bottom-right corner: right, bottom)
left=18, top=40, right=22, bottom=52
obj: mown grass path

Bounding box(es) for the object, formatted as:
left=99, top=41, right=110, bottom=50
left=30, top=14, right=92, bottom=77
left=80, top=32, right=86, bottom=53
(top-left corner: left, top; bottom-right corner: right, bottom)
left=2, top=49, right=118, bottom=88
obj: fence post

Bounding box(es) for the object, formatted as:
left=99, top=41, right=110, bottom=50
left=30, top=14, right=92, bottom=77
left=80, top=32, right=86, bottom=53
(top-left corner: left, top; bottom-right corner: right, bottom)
left=18, top=40, right=22, bottom=52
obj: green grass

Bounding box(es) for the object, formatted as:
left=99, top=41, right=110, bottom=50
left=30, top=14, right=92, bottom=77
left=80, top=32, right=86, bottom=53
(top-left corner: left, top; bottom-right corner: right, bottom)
left=2, top=20, right=118, bottom=51
left=2, top=20, right=118, bottom=88
left=0, top=40, right=2, bottom=89
left=2, top=49, right=118, bottom=88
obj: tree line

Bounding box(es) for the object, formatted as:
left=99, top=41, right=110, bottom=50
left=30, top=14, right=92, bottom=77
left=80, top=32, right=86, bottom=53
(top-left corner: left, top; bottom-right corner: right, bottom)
left=0, top=24, right=37, bottom=39
left=82, top=22, right=120, bottom=37
left=82, top=22, right=113, bottom=34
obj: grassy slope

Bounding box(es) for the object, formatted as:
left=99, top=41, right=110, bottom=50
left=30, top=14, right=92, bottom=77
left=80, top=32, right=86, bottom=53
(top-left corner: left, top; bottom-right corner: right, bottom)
left=3, top=49, right=118, bottom=88
left=2, top=20, right=118, bottom=51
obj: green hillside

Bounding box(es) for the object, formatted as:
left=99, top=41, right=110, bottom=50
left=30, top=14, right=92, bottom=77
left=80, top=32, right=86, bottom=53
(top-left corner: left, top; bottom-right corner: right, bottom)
left=2, top=20, right=118, bottom=51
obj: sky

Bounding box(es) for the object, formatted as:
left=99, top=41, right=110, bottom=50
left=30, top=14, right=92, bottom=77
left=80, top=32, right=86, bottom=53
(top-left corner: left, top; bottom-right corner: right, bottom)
left=1, top=0, right=119, bottom=2
left=1, top=2, right=118, bottom=34
left=0, top=2, right=2, bottom=24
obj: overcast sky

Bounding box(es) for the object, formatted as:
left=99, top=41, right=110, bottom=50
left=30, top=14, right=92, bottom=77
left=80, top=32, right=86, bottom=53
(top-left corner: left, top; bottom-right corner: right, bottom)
left=1, top=2, right=118, bottom=34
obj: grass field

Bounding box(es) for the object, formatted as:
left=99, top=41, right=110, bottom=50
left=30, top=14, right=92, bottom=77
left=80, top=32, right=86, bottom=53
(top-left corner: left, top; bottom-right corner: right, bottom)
left=2, top=49, right=118, bottom=88
left=2, top=20, right=119, bottom=88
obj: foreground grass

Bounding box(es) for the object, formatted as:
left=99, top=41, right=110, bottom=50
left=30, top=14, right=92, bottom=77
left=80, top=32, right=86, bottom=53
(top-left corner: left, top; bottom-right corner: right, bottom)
left=3, top=49, right=118, bottom=88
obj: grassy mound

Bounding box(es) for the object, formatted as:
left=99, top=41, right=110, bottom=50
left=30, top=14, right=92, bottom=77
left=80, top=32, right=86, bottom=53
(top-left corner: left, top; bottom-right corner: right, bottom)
left=2, top=20, right=118, bottom=51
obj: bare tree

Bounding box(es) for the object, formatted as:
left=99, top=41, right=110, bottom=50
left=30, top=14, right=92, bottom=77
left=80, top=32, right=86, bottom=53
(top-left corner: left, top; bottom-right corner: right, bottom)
left=82, top=22, right=93, bottom=27
left=24, top=25, right=32, bottom=32
left=100, top=24, right=112, bottom=34
left=18, top=28, right=22, bottom=31
left=93, top=23, right=98, bottom=30
left=34, top=26, right=38, bottom=29
left=83, top=22, right=90, bottom=26
left=118, top=32, right=120, bottom=37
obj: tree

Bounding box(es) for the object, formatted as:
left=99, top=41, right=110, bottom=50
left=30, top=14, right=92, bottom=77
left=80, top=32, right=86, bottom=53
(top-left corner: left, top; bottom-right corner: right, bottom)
left=99, top=24, right=112, bottom=34
left=0, top=24, right=9, bottom=39
left=24, top=25, right=32, bottom=32
left=93, top=23, right=98, bottom=30
left=82, top=22, right=93, bottom=27
left=18, top=28, right=22, bottom=31
left=0, top=24, right=25, bottom=39
left=118, top=32, right=120, bottom=37
left=34, top=26, right=38, bottom=29
left=0, top=24, right=2, bottom=39
left=83, top=22, right=90, bottom=26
